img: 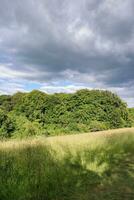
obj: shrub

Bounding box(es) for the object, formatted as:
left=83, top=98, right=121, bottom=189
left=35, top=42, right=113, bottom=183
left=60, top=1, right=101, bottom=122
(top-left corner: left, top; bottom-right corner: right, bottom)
left=89, top=121, right=110, bottom=132
left=0, top=109, right=15, bottom=138
left=8, top=113, right=43, bottom=138
left=0, top=89, right=131, bottom=138
left=129, top=108, right=134, bottom=126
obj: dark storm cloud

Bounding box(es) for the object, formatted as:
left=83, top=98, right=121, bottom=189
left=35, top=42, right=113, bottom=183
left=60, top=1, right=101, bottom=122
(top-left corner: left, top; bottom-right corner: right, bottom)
left=0, top=0, right=134, bottom=105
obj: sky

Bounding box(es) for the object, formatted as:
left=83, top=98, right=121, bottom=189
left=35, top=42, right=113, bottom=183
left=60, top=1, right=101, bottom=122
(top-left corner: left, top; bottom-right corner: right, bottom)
left=0, top=0, right=134, bottom=107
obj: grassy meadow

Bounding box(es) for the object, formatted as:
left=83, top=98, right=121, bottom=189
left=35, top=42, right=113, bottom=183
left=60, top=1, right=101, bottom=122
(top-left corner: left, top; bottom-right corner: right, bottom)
left=0, top=128, right=134, bottom=200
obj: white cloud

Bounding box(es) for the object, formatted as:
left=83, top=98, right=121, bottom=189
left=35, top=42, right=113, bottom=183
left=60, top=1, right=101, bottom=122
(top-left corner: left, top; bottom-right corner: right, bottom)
left=0, top=79, right=27, bottom=95
left=40, top=84, right=91, bottom=94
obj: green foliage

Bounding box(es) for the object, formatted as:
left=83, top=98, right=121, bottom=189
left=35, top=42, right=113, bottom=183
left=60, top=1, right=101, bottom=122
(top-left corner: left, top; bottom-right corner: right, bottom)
left=0, top=109, right=15, bottom=138
left=129, top=108, right=134, bottom=126
left=14, top=90, right=47, bottom=122
left=90, top=121, right=109, bottom=132
left=0, top=89, right=132, bottom=138
left=0, top=95, right=12, bottom=111
left=8, top=113, right=43, bottom=138
left=0, top=108, right=7, bottom=125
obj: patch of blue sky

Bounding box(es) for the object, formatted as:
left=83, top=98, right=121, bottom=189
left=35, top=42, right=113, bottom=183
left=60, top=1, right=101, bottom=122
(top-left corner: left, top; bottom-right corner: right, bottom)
left=23, top=81, right=42, bottom=91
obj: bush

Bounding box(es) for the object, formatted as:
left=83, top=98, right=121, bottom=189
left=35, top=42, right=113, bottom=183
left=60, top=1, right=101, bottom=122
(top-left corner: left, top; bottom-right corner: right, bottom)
left=21, top=121, right=43, bottom=137
left=0, top=109, right=15, bottom=138
left=8, top=113, right=43, bottom=138
left=129, top=108, right=134, bottom=127
left=90, top=121, right=110, bottom=132
left=0, top=89, right=131, bottom=138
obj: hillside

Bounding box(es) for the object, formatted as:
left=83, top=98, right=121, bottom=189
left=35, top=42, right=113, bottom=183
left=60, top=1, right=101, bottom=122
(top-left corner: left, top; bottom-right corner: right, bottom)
left=0, top=89, right=132, bottom=139
left=0, top=128, right=134, bottom=200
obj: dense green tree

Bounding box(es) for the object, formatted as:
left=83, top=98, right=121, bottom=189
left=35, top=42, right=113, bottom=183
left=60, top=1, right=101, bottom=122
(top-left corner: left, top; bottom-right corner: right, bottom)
left=0, top=109, right=15, bottom=138
left=0, top=95, right=12, bottom=111
left=0, top=89, right=132, bottom=138
left=13, top=90, right=47, bottom=121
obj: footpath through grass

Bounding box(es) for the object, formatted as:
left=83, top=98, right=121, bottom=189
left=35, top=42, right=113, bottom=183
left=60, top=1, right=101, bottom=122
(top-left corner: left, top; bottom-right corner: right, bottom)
left=0, top=128, right=134, bottom=200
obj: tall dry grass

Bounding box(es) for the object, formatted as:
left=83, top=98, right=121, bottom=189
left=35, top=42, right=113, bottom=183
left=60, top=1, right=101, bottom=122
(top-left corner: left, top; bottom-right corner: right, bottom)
left=0, top=128, right=134, bottom=200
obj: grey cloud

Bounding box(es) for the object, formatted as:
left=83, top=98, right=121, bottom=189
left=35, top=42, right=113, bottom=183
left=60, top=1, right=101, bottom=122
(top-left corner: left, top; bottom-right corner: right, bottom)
left=93, top=1, right=134, bottom=41
left=0, top=0, right=134, bottom=105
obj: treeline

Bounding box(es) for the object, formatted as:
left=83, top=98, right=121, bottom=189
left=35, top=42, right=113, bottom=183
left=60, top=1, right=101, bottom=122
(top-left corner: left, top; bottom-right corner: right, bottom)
left=0, top=89, right=133, bottom=139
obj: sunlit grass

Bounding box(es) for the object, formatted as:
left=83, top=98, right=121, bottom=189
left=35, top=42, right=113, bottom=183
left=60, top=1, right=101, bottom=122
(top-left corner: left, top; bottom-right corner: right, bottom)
left=0, top=127, right=134, bottom=200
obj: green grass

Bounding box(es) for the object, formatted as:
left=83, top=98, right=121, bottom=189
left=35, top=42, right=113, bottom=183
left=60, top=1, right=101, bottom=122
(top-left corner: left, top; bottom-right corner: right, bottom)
left=0, top=128, right=134, bottom=200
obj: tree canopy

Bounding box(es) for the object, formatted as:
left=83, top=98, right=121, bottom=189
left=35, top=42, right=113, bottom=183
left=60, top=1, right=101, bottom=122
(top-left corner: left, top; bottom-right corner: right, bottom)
left=0, top=89, right=132, bottom=138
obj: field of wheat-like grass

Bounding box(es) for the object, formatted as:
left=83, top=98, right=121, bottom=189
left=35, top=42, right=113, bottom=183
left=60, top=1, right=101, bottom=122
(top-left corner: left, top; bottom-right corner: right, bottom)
left=0, top=128, right=134, bottom=200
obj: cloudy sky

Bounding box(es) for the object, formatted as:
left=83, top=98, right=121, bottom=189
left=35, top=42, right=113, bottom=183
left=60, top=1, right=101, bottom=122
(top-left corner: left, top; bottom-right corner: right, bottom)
left=0, top=0, right=134, bottom=107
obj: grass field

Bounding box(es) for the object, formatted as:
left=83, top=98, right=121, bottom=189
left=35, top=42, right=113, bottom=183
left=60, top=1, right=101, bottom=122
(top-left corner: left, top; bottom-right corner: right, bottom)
left=0, top=128, right=134, bottom=200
